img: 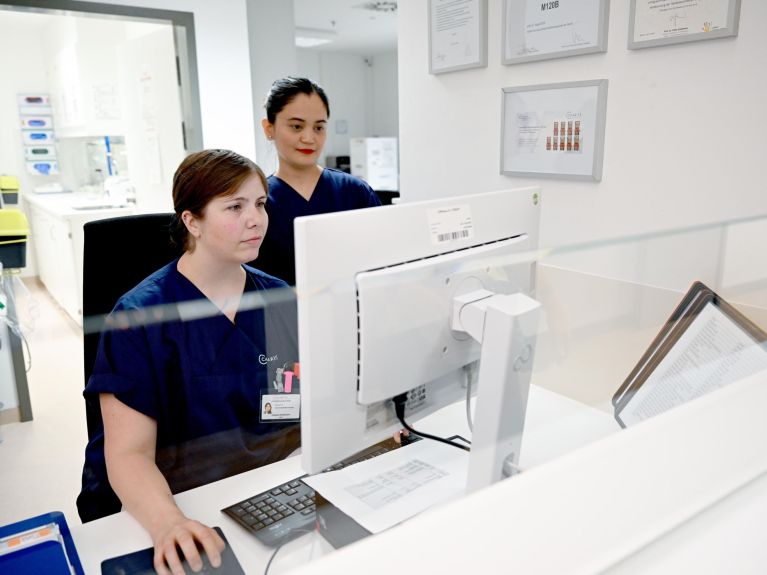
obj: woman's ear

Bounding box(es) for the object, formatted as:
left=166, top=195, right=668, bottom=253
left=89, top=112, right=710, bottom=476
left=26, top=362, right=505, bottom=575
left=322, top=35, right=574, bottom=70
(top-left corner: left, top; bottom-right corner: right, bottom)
left=262, top=118, right=274, bottom=141
left=181, top=209, right=200, bottom=239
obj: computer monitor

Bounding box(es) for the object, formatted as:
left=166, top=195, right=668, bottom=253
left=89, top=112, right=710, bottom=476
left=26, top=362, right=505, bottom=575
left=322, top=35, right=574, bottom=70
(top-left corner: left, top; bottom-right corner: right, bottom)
left=295, top=187, right=542, bottom=492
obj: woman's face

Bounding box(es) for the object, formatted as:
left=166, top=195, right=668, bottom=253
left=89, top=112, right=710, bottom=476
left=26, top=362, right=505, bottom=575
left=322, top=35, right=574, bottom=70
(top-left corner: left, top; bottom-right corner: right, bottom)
left=264, top=93, right=328, bottom=169
left=185, top=173, right=268, bottom=263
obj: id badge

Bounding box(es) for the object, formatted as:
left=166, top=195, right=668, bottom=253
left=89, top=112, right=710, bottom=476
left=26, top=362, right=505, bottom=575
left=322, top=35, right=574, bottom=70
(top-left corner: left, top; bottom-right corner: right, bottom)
left=260, top=392, right=300, bottom=422
left=260, top=361, right=301, bottom=422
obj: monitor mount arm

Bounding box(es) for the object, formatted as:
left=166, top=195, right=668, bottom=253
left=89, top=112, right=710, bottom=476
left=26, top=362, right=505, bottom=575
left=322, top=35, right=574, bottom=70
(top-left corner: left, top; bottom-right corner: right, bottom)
left=452, top=289, right=541, bottom=493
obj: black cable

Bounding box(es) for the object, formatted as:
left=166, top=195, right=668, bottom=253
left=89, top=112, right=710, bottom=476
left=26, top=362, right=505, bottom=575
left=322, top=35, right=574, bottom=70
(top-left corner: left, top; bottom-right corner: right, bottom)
left=263, top=528, right=316, bottom=575
left=392, top=393, right=470, bottom=452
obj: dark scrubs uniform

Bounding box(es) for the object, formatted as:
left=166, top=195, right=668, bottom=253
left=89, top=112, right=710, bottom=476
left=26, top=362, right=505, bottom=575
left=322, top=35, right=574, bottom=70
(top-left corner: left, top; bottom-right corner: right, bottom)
left=77, top=261, right=299, bottom=522
left=256, top=168, right=381, bottom=285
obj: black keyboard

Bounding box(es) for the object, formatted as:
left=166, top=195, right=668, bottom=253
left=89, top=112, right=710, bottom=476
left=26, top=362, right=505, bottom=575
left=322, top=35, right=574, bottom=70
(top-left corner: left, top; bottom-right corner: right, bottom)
left=222, top=435, right=419, bottom=547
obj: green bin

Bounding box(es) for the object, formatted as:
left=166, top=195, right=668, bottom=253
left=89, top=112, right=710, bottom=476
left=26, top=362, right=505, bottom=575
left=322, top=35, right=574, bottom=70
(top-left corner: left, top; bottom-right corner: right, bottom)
left=0, top=209, right=29, bottom=269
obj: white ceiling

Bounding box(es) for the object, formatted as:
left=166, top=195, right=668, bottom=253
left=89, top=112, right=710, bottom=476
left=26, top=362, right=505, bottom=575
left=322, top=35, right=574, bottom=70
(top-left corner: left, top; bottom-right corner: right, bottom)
left=0, top=8, right=54, bottom=31
left=293, top=0, right=398, bottom=53
left=0, top=2, right=398, bottom=54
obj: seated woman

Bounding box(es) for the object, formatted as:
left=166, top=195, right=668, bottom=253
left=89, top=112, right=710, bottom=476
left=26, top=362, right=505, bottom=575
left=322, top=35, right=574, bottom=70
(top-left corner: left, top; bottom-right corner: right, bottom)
left=77, top=149, right=299, bottom=574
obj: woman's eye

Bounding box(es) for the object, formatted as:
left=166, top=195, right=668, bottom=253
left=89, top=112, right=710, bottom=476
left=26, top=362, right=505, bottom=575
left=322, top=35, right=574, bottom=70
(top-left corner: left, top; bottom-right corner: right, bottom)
left=291, top=124, right=302, bottom=131
left=315, top=125, right=325, bottom=133
left=228, top=204, right=242, bottom=211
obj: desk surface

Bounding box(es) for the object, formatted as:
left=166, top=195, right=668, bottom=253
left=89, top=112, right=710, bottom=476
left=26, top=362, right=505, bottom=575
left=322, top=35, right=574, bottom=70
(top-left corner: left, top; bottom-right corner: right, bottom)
left=70, top=386, right=618, bottom=574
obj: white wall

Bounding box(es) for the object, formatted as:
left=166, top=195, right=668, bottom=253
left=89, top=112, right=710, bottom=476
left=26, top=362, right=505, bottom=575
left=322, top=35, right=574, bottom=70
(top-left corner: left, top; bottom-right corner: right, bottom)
left=297, top=49, right=399, bottom=160
left=247, top=0, right=298, bottom=176
left=398, top=0, right=767, bottom=254
left=78, top=0, right=257, bottom=159
left=297, top=50, right=369, bottom=159
left=370, top=51, right=399, bottom=138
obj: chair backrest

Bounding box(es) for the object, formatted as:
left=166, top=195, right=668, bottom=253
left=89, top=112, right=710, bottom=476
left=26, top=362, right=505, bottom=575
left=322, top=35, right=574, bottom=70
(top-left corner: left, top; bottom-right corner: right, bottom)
left=82, top=213, right=181, bottom=437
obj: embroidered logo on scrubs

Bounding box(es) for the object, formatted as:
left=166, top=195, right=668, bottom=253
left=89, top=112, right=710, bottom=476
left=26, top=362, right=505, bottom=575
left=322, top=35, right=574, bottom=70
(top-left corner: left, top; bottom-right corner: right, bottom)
left=259, top=353, right=278, bottom=365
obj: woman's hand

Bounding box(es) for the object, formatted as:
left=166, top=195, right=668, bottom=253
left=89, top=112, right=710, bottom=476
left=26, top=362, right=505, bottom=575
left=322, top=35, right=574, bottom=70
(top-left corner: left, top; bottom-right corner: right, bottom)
left=151, top=512, right=225, bottom=575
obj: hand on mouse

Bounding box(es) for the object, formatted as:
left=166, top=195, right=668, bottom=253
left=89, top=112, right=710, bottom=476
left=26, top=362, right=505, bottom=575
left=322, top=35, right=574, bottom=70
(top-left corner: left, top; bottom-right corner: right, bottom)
left=151, top=511, right=225, bottom=575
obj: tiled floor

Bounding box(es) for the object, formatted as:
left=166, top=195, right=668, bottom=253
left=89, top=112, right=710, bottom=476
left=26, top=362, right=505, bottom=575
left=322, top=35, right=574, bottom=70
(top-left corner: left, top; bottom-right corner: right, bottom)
left=0, top=277, right=87, bottom=528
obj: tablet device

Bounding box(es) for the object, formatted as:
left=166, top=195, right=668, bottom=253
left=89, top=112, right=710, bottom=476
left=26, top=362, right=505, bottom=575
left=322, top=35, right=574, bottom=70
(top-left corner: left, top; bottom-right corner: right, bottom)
left=612, top=282, right=767, bottom=428
left=101, top=526, right=244, bottom=575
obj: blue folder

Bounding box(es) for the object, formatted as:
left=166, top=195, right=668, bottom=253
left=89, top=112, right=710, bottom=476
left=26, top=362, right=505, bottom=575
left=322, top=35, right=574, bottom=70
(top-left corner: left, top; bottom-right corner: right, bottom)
left=0, top=511, right=84, bottom=575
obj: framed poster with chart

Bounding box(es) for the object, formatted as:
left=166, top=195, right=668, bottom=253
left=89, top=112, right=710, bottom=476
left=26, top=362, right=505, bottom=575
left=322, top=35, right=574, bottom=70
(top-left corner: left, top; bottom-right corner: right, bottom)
left=628, top=0, right=741, bottom=50
left=501, top=79, right=608, bottom=181
left=612, top=281, right=767, bottom=428
left=428, top=0, right=488, bottom=74
left=502, top=0, right=609, bottom=65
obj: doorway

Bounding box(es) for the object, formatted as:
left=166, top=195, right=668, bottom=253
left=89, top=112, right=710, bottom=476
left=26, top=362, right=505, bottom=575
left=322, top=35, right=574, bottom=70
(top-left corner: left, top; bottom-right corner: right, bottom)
left=0, top=0, right=205, bottom=339
left=0, top=0, right=202, bottom=211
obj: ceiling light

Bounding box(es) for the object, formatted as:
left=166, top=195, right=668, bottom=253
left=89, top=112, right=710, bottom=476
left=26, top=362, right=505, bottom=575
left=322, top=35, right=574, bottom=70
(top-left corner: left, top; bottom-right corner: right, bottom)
left=295, top=36, right=332, bottom=48
left=295, top=26, right=336, bottom=48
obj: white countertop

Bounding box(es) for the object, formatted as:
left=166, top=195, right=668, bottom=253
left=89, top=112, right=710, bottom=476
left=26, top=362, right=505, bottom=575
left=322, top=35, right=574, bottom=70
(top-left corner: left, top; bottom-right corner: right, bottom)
left=23, top=192, right=134, bottom=219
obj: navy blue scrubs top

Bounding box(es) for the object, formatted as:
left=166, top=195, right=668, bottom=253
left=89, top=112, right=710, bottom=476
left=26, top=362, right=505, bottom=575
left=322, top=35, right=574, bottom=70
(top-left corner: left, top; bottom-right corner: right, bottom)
left=77, top=261, right=299, bottom=522
left=256, top=168, right=381, bottom=285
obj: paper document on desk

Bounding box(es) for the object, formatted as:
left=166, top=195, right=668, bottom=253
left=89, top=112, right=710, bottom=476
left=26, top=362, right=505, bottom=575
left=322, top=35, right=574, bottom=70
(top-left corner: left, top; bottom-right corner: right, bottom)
left=303, top=439, right=469, bottom=533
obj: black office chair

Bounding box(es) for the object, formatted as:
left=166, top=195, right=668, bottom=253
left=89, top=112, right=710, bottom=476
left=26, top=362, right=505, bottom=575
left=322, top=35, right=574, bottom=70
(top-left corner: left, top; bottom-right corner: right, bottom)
left=79, top=213, right=181, bottom=521
left=82, top=213, right=180, bottom=432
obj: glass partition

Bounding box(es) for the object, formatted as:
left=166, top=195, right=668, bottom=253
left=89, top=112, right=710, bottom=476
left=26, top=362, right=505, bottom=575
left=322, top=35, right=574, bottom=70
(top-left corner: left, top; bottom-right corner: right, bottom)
left=0, top=209, right=765, bottom=573
left=265, top=210, right=766, bottom=570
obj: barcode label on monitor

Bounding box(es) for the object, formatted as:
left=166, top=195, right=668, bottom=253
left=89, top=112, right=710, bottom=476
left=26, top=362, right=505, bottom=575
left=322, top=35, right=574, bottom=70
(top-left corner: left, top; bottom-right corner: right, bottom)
left=436, top=230, right=470, bottom=242
left=428, top=204, right=474, bottom=245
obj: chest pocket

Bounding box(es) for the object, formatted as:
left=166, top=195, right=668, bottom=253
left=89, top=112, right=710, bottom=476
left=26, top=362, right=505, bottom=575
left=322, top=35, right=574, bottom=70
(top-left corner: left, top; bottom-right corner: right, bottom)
left=187, top=371, right=267, bottom=435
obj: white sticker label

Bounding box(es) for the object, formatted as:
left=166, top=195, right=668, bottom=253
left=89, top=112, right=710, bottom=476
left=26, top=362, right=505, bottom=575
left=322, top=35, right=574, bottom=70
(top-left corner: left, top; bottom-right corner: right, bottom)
left=428, top=204, right=474, bottom=245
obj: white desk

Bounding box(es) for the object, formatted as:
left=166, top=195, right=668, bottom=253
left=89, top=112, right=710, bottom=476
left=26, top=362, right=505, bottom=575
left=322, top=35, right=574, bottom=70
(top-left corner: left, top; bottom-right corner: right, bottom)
left=289, top=371, right=767, bottom=575
left=70, top=385, right=618, bottom=574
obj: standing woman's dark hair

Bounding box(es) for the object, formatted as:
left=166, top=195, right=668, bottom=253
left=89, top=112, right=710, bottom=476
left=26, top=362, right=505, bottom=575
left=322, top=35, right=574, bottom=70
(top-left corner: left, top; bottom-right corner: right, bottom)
left=170, top=149, right=267, bottom=252
left=264, top=77, right=330, bottom=124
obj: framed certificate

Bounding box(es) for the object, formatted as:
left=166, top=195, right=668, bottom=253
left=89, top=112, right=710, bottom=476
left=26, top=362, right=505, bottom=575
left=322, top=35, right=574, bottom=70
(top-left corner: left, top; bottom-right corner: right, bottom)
left=501, top=79, right=608, bottom=181
left=628, top=0, right=741, bottom=50
left=503, top=0, right=609, bottom=65
left=429, top=0, right=488, bottom=74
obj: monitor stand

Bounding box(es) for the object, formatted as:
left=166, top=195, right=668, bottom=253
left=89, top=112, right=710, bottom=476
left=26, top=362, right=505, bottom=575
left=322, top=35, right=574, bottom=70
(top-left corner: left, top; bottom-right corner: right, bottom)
left=452, top=290, right=541, bottom=493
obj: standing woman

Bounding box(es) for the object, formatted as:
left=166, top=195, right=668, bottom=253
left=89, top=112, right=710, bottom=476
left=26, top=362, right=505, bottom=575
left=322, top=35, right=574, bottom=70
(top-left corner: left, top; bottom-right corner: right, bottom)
left=257, top=77, right=381, bottom=285
left=77, top=149, right=299, bottom=574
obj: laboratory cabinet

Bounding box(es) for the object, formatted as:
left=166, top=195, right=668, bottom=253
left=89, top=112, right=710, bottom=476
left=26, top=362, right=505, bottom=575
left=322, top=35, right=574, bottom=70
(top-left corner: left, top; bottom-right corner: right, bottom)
left=27, top=204, right=79, bottom=321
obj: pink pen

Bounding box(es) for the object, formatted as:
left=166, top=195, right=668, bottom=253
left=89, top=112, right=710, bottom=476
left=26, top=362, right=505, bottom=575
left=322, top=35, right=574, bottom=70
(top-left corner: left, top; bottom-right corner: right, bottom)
left=283, top=371, right=294, bottom=393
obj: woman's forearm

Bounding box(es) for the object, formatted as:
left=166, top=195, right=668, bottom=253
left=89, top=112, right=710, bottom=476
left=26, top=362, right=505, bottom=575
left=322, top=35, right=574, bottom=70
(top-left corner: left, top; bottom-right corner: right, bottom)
left=105, top=450, right=185, bottom=539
